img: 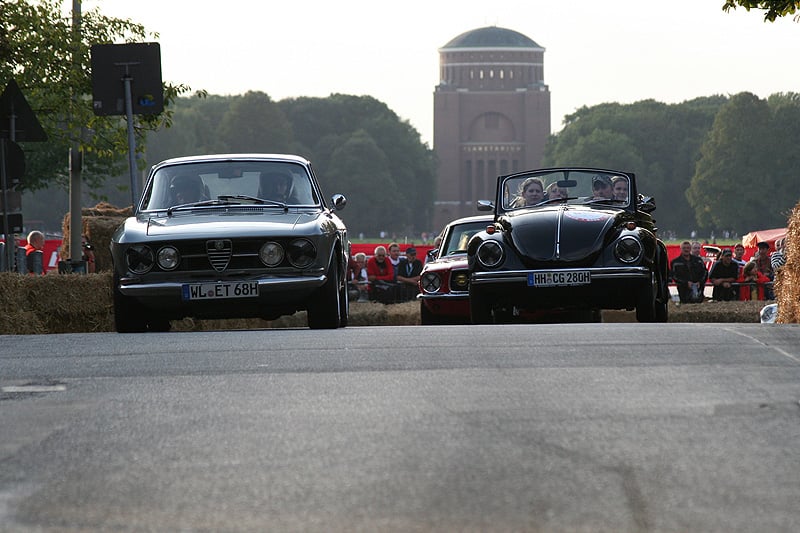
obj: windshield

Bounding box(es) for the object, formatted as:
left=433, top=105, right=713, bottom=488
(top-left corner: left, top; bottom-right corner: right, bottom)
left=441, top=221, right=489, bottom=255
left=501, top=170, right=631, bottom=211
left=140, top=161, right=320, bottom=211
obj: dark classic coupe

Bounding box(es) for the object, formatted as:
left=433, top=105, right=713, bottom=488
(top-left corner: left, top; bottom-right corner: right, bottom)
left=467, top=167, right=670, bottom=323
left=418, top=215, right=493, bottom=325
left=111, top=154, right=349, bottom=332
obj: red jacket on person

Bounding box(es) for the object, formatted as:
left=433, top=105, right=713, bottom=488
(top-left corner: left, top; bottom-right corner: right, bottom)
left=366, top=256, right=394, bottom=282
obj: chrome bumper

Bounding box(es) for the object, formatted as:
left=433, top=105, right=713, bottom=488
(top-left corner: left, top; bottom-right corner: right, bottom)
left=119, top=274, right=327, bottom=297
left=471, top=266, right=650, bottom=285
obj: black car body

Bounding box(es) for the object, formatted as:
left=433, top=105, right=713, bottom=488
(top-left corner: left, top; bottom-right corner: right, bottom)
left=418, top=215, right=493, bottom=325
left=467, top=167, right=669, bottom=323
left=111, top=154, right=349, bottom=332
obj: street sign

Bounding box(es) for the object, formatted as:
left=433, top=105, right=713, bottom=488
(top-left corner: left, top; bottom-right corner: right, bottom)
left=0, top=213, right=23, bottom=234
left=91, top=42, right=164, bottom=116
left=0, top=79, right=47, bottom=142
left=1, top=139, right=25, bottom=186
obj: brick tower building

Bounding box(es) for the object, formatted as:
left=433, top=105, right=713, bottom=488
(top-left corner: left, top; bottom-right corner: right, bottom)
left=432, top=26, right=551, bottom=232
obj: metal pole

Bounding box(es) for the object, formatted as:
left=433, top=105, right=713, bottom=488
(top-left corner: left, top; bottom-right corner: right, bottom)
left=124, top=75, right=138, bottom=206
left=68, top=0, right=82, bottom=267
left=1, top=139, right=13, bottom=271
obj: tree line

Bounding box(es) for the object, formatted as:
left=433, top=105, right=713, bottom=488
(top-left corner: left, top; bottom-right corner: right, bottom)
left=143, top=92, right=437, bottom=239
left=543, top=92, right=800, bottom=236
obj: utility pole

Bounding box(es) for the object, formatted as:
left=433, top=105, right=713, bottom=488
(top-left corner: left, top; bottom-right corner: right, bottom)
left=68, top=0, right=83, bottom=269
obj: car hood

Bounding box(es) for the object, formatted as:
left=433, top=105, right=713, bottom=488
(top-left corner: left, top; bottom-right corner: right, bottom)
left=426, top=253, right=468, bottom=270
left=120, top=209, right=328, bottom=241
left=502, top=205, right=620, bottom=262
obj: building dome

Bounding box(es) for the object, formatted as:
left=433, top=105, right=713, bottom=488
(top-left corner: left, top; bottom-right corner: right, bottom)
left=442, top=26, right=541, bottom=49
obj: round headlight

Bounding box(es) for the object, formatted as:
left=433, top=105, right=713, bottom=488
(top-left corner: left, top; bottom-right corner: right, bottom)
left=615, top=236, right=643, bottom=263
left=126, top=245, right=155, bottom=274
left=259, top=242, right=284, bottom=267
left=287, top=238, right=316, bottom=268
left=156, top=246, right=180, bottom=270
left=421, top=272, right=441, bottom=293
left=477, top=240, right=504, bottom=268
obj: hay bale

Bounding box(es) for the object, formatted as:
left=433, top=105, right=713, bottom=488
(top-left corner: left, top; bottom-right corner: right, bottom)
left=0, top=272, right=114, bottom=334
left=776, top=200, right=800, bottom=323
left=61, top=202, right=133, bottom=272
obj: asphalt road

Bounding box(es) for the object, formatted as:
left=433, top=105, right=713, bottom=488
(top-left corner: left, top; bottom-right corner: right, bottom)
left=1, top=323, right=800, bottom=532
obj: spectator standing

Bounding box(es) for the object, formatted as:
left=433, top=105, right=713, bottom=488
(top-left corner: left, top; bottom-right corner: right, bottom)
left=387, top=242, right=402, bottom=279
left=396, top=247, right=423, bottom=301
left=737, top=261, right=771, bottom=301
left=770, top=237, right=787, bottom=273
left=366, top=245, right=396, bottom=303
left=731, top=243, right=747, bottom=269
left=708, top=248, right=739, bottom=301
left=24, top=230, right=45, bottom=275
left=754, top=241, right=775, bottom=299
left=670, top=240, right=707, bottom=303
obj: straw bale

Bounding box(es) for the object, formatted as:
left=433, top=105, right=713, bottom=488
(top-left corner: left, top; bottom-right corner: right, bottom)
left=0, top=272, right=114, bottom=334
left=776, top=200, right=800, bottom=323
left=61, top=202, right=133, bottom=271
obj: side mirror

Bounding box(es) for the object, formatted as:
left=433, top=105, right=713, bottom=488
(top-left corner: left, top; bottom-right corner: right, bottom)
left=331, top=194, right=347, bottom=211
left=476, top=200, right=494, bottom=212
left=426, top=249, right=439, bottom=262
left=638, top=194, right=656, bottom=213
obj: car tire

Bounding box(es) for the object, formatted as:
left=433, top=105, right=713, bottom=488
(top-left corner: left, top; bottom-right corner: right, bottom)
left=339, top=266, right=349, bottom=328
left=469, top=288, right=492, bottom=324
left=636, top=275, right=657, bottom=323
left=420, top=301, right=441, bottom=325
left=307, top=262, right=341, bottom=329
left=113, top=278, right=147, bottom=333
left=654, top=270, right=669, bottom=323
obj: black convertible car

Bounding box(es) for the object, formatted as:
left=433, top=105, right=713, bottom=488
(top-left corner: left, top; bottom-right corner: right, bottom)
left=111, top=154, right=349, bottom=332
left=467, top=167, right=669, bottom=323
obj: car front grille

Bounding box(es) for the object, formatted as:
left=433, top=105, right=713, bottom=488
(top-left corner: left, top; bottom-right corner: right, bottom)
left=206, top=239, right=232, bottom=271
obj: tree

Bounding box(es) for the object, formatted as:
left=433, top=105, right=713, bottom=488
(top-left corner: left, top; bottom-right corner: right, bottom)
left=722, top=0, right=800, bottom=21
left=544, top=98, right=726, bottom=235
left=324, top=130, right=405, bottom=237
left=1, top=0, right=191, bottom=192
left=218, top=91, right=293, bottom=153
left=687, top=92, right=772, bottom=230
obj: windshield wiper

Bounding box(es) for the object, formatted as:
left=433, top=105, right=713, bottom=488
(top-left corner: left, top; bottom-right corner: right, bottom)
left=216, top=195, right=287, bottom=208
left=166, top=195, right=288, bottom=216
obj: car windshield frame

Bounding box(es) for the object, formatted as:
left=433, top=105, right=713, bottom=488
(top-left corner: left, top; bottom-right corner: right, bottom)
left=498, top=169, right=634, bottom=213
left=441, top=221, right=492, bottom=256
left=138, top=160, right=322, bottom=212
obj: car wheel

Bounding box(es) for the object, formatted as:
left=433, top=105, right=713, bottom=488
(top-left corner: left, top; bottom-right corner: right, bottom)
left=307, top=262, right=341, bottom=329
left=636, top=275, right=657, bottom=323
left=420, top=301, right=441, bottom=325
left=654, top=270, right=669, bottom=323
left=339, top=267, right=349, bottom=328
left=113, top=278, right=147, bottom=333
left=469, top=288, right=492, bottom=324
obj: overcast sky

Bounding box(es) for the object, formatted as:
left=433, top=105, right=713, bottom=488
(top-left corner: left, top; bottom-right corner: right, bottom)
left=84, top=0, right=798, bottom=145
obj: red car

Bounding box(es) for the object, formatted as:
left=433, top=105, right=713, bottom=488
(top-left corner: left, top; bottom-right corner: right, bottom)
left=418, top=215, right=493, bottom=325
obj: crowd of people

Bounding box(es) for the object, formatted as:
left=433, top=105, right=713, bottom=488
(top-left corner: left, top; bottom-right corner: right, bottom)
left=347, top=242, right=423, bottom=304
left=670, top=239, right=785, bottom=303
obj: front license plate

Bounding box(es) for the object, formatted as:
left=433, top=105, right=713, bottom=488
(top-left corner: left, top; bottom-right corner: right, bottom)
left=528, top=271, right=591, bottom=287
left=182, top=281, right=259, bottom=301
